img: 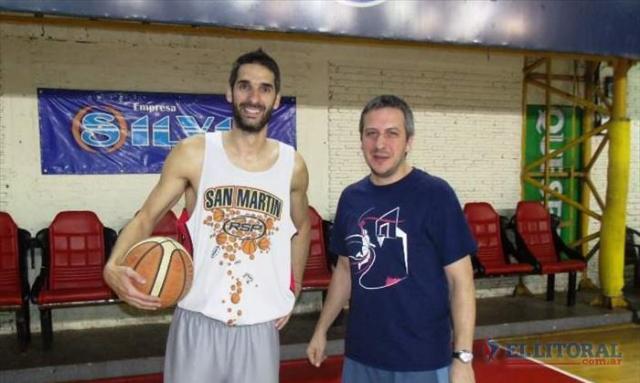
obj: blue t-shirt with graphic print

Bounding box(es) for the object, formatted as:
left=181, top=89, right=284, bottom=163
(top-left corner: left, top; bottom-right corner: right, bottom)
left=330, top=168, right=477, bottom=371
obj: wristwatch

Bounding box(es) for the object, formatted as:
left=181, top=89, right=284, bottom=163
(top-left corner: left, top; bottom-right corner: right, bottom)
left=452, top=350, right=474, bottom=363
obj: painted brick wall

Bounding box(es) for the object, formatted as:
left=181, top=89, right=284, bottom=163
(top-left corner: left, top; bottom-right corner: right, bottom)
left=327, top=56, right=523, bottom=214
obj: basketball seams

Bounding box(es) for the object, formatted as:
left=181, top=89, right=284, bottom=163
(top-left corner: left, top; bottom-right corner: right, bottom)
left=150, top=241, right=177, bottom=298
left=121, top=236, right=193, bottom=307
left=130, top=243, right=162, bottom=271
left=155, top=248, right=184, bottom=302
left=122, top=241, right=164, bottom=295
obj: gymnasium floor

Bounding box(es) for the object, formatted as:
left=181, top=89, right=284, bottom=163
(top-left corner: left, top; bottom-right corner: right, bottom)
left=494, top=323, right=640, bottom=383
left=1, top=289, right=638, bottom=383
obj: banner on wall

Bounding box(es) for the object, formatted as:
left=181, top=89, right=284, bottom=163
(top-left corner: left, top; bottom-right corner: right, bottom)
left=523, top=105, right=583, bottom=245
left=38, top=88, right=296, bottom=174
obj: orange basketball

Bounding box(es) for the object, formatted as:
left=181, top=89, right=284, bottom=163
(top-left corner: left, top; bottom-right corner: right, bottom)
left=241, top=238, right=257, bottom=255
left=120, top=236, right=193, bottom=308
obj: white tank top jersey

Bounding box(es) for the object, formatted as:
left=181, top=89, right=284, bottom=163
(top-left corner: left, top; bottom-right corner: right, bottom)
left=178, top=132, right=297, bottom=326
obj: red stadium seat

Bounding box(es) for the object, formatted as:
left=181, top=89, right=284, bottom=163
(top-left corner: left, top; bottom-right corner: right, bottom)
left=31, top=211, right=118, bottom=348
left=151, top=210, right=179, bottom=240
left=176, top=208, right=193, bottom=255
left=302, top=206, right=332, bottom=292
left=464, top=202, right=537, bottom=277
left=514, top=201, right=586, bottom=306
left=121, top=209, right=189, bottom=252
left=0, top=212, right=32, bottom=349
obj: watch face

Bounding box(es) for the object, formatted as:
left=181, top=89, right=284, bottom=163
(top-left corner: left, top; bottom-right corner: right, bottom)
left=454, top=350, right=474, bottom=363
left=460, top=351, right=473, bottom=363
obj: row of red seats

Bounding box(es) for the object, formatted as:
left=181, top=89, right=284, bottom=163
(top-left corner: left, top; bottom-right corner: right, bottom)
left=0, top=207, right=334, bottom=350
left=464, top=201, right=587, bottom=306
left=0, top=212, right=32, bottom=350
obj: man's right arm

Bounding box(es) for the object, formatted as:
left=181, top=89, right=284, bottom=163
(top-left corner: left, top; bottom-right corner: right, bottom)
left=307, top=256, right=351, bottom=367
left=103, top=136, right=202, bottom=310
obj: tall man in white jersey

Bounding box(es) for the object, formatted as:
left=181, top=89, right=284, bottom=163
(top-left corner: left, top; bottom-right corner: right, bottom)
left=104, top=49, right=311, bottom=383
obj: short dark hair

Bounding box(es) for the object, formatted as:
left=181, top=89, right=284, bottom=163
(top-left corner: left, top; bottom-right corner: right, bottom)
left=228, top=49, right=281, bottom=93
left=359, top=95, right=415, bottom=139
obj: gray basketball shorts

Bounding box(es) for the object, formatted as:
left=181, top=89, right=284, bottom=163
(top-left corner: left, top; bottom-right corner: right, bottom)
left=164, top=307, right=279, bottom=383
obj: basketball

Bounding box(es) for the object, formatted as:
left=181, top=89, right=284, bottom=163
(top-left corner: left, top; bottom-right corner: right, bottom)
left=120, top=236, right=193, bottom=308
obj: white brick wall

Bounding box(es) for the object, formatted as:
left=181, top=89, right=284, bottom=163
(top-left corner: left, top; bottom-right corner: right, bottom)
left=0, top=21, right=638, bottom=331
left=327, top=54, right=524, bottom=215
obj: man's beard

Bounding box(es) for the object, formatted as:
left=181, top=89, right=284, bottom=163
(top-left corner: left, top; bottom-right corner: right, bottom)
left=232, top=102, right=274, bottom=133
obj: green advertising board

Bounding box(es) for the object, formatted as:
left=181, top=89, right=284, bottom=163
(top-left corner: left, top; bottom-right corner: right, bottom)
left=524, top=106, right=583, bottom=245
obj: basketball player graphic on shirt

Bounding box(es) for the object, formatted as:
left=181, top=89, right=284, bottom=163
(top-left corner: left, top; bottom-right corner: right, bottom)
left=346, top=207, right=408, bottom=290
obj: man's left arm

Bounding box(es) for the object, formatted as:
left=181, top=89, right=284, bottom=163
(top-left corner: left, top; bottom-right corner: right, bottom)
left=445, top=255, right=476, bottom=383
left=275, top=152, right=310, bottom=329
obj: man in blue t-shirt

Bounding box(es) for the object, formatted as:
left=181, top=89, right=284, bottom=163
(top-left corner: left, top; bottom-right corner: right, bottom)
left=307, top=95, right=477, bottom=383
